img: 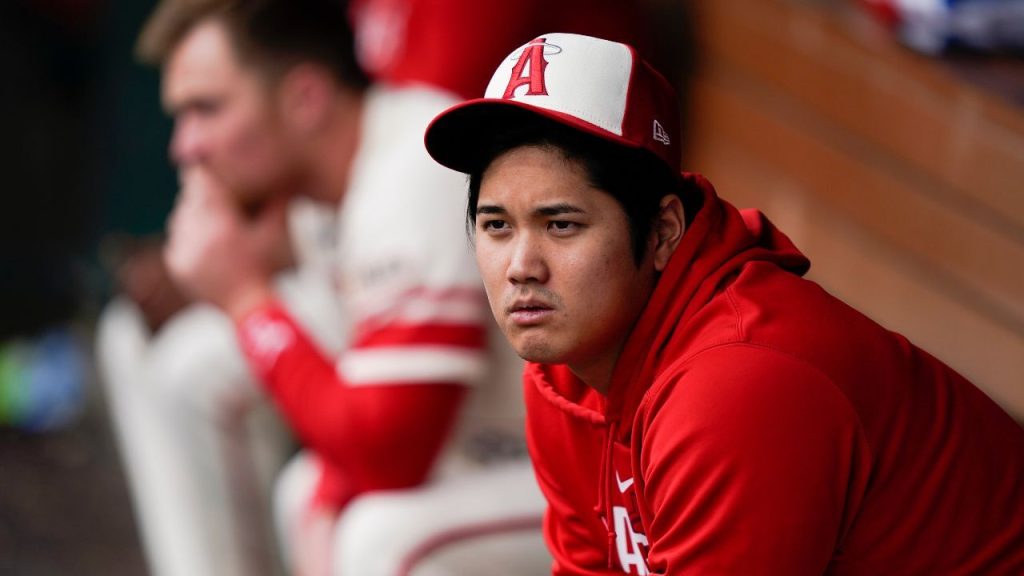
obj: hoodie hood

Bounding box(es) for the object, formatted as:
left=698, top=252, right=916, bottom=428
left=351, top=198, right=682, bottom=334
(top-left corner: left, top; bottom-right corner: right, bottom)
left=529, top=172, right=810, bottom=430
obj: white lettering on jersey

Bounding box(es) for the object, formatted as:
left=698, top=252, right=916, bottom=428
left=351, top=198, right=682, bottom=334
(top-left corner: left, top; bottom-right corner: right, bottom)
left=245, top=316, right=295, bottom=369
left=613, top=506, right=649, bottom=575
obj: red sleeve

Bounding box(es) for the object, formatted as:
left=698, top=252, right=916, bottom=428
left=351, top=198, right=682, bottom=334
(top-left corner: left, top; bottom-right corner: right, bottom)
left=237, top=301, right=476, bottom=507
left=638, top=345, right=873, bottom=575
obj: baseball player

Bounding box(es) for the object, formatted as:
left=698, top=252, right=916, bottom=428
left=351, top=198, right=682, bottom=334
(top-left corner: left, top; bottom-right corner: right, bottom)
left=99, top=1, right=553, bottom=574
left=424, top=32, right=1024, bottom=574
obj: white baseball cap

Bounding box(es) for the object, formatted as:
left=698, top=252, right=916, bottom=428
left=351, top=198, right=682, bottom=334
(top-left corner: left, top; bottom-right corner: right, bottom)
left=425, top=32, right=681, bottom=175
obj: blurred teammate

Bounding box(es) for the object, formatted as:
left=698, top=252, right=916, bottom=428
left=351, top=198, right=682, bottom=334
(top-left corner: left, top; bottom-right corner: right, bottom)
left=426, top=32, right=1024, bottom=574
left=99, top=0, right=552, bottom=574
left=348, top=0, right=663, bottom=99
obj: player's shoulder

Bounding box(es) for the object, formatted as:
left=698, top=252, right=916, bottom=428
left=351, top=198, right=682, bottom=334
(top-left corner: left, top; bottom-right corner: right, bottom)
left=354, top=85, right=466, bottom=197
left=364, top=84, right=462, bottom=143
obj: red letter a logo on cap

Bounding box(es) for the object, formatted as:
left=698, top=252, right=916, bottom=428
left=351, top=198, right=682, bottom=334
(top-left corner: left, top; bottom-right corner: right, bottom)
left=503, top=38, right=549, bottom=99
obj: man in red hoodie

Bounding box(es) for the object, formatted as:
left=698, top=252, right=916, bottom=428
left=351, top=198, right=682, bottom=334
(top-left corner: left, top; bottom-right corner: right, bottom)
left=425, top=33, right=1024, bottom=575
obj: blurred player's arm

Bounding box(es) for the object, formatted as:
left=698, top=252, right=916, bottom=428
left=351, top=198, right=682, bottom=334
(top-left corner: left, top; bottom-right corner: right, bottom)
left=236, top=302, right=474, bottom=506
left=164, top=167, right=477, bottom=506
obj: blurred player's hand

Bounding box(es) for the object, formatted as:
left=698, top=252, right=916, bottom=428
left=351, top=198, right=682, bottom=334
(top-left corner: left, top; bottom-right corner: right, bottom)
left=164, top=167, right=290, bottom=319
left=109, top=237, right=191, bottom=333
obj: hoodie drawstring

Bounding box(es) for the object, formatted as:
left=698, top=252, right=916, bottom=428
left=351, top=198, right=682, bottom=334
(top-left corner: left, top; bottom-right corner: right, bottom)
left=599, top=419, right=619, bottom=570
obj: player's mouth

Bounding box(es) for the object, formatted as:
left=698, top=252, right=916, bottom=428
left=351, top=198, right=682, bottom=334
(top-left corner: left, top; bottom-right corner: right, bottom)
left=507, top=299, right=555, bottom=327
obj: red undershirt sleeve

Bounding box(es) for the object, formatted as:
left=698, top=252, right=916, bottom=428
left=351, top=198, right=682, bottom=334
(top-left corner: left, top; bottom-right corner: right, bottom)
left=237, top=300, right=479, bottom=508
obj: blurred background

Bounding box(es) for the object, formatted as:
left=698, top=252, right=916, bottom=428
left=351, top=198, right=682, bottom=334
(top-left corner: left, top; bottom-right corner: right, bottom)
left=0, top=0, right=1021, bottom=574
left=2, top=0, right=171, bottom=574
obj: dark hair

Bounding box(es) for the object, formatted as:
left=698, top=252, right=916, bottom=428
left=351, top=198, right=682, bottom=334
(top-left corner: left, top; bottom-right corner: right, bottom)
left=467, top=117, right=693, bottom=264
left=137, top=0, right=369, bottom=89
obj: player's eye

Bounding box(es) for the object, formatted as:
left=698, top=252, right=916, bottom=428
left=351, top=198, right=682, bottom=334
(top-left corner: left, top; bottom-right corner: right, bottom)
left=480, top=219, right=510, bottom=233
left=548, top=220, right=580, bottom=235
left=189, top=99, right=222, bottom=117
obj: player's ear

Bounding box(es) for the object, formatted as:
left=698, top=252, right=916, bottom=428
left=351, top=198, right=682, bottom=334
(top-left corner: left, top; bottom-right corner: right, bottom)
left=651, top=194, right=685, bottom=272
left=278, top=64, right=334, bottom=135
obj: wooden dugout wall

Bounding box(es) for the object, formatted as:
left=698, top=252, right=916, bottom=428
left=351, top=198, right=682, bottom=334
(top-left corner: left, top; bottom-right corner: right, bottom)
left=683, top=0, right=1024, bottom=421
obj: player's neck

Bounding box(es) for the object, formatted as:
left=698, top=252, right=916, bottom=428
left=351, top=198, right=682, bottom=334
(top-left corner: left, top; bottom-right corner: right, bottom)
left=568, top=342, right=628, bottom=396
left=309, top=88, right=365, bottom=204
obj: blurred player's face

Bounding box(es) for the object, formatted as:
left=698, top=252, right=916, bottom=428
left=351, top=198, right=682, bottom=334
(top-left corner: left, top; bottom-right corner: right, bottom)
left=475, top=145, right=657, bottom=385
left=163, top=19, right=298, bottom=209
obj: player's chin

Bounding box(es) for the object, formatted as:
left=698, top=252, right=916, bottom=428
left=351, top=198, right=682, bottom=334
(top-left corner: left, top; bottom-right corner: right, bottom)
left=506, top=330, right=566, bottom=365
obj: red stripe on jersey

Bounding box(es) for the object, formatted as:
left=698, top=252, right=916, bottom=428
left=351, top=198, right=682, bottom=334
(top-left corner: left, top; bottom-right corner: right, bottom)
left=353, top=285, right=489, bottom=340
left=351, top=323, right=486, bottom=350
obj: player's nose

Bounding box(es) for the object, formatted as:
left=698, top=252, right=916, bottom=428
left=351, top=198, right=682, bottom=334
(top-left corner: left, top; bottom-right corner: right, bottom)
left=169, top=119, right=204, bottom=167
left=507, top=232, right=549, bottom=286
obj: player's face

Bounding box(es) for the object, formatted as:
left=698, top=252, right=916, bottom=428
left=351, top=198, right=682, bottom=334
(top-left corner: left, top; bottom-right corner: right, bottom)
left=475, top=145, right=656, bottom=381
left=162, top=19, right=298, bottom=209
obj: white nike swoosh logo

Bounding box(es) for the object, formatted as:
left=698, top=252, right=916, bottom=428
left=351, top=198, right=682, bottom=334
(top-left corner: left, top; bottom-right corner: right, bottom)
left=616, top=471, right=634, bottom=494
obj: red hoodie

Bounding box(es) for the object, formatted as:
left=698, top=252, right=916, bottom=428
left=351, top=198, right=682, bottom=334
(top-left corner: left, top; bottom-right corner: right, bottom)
left=525, top=173, right=1024, bottom=575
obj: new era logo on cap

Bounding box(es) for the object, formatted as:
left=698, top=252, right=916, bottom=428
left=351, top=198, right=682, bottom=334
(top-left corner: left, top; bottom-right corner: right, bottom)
left=653, top=120, right=671, bottom=145
left=424, top=32, right=681, bottom=175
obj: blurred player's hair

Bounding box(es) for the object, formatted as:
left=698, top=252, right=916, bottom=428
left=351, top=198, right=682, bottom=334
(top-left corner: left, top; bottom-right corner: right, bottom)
left=137, top=0, right=369, bottom=89
left=466, top=114, right=700, bottom=265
